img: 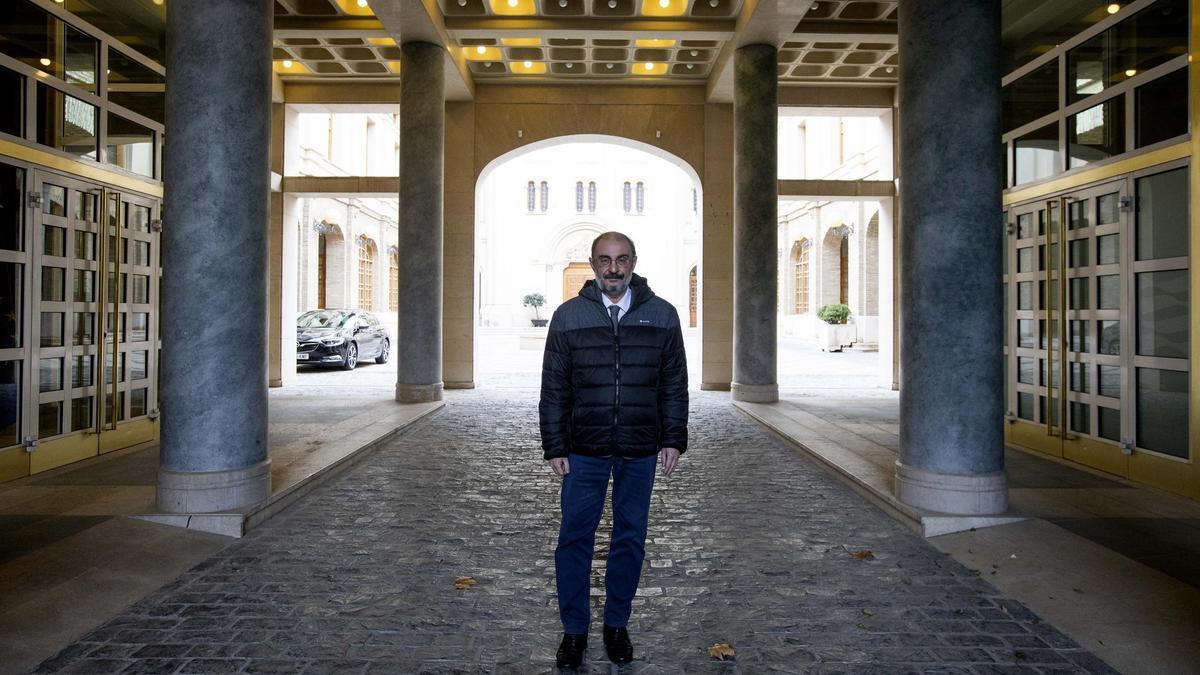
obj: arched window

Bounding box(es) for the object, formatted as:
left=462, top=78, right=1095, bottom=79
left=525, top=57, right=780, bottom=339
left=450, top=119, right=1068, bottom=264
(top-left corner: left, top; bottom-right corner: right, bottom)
left=526, top=180, right=535, bottom=213
left=388, top=248, right=399, bottom=312
left=622, top=181, right=631, bottom=214
left=587, top=181, right=596, bottom=213
left=575, top=181, right=583, bottom=213
left=358, top=236, right=376, bottom=310
left=540, top=180, right=549, bottom=212
left=792, top=239, right=810, bottom=314
left=636, top=181, right=644, bottom=214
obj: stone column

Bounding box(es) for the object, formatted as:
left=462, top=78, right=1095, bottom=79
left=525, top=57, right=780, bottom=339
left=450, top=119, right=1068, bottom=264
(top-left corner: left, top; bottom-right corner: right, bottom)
left=396, top=42, right=444, bottom=403
left=896, top=0, right=1007, bottom=514
left=157, top=0, right=272, bottom=513
left=731, top=44, right=779, bottom=404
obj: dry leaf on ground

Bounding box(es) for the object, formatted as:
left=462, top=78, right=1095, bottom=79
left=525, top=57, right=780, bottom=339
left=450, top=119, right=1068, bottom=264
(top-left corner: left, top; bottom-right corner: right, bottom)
left=708, top=643, right=736, bottom=660
left=453, top=576, right=478, bottom=589
left=851, top=549, right=875, bottom=560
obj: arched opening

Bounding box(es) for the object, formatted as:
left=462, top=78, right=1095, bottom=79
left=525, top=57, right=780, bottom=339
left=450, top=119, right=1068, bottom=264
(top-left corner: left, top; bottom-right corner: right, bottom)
left=864, top=213, right=879, bottom=316
left=821, top=226, right=845, bottom=308
left=320, top=224, right=345, bottom=309
left=474, top=134, right=702, bottom=387
left=791, top=238, right=810, bottom=314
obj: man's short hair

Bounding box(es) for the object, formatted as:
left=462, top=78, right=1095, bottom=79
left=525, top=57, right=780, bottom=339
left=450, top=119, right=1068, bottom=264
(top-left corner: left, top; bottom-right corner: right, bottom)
left=591, top=231, right=637, bottom=258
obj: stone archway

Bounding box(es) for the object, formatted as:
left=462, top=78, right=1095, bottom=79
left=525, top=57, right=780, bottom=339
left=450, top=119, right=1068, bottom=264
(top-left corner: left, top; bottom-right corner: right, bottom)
left=821, top=226, right=846, bottom=308
left=319, top=224, right=345, bottom=309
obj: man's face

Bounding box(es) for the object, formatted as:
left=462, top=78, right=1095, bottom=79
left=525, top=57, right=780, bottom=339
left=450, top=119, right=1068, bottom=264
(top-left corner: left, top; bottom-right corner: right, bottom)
left=590, top=237, right=637, bottom=299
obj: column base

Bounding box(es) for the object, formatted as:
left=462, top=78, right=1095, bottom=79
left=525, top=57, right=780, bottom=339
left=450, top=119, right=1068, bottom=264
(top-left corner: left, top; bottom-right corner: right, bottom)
left=157, top=459, right=271, bottom=514
left=895, top=461, right=1008, bottom=515
left=444, top=380, right=475, bottom=390
left=731, top=382, right=778, bottom=403
left=397, top=382, right=444, bottom=403
left=701, top=381, right=732, bottom=391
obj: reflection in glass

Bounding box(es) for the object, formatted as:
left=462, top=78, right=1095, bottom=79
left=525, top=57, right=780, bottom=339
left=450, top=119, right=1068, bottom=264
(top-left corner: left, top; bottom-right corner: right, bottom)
left=130, top=350, right=147, bottom=380
left=134, top=240, right=151, bottom=266
left=0, top=67, right=22, bottom=138
left=1099, top=320, right=1120, bottom=355
left=1099, top=364, right=1121, bottom=399
left=1018, top=392, right=1034, bottom=421
left=40, top=312, right=63, bottom=347
left=0, top=164, right=24, bottom=252
left=0, top=2, right=97, bottom=89
left=104, top=390, right=124, bottom=425
left=43, top=225, right=66, bottom=257
left=0, top=262, right=22, bottom=349
left=1069, top=362, right=1089, bottom=393
left=1069, top=239, right=1088, bottom=268
left=1069, top=277, right=1089, bottom=310
left=1069, top=320, right=1088, bottom=352
left=1014, top=123, right=1059, bottom=185
left=1018, top=357, right=1034, bottom=384
left=1136, top=270, right=1188, bottom=359
left=107, top=114, right=155, bottom=177
left=1017, top=281, right=1033, bottom=310
left=128, top=204, right=151, bottom=233
left=104, top=352, right=125, bottom=384
left=1067, top=0, right=1187, bottom=104
left=130, top=313, right=148, bottom=342
left=36, top=84, right=97, bottom=160
left=1098, top=406, right=1120, bottom=441
left=1098, top=274, right=1120, bottom=309
left=1136, top=167, right=1188, bottom=261
left=1069, top=401, right=1090, bottom=434
left=1068, top=200, right=1089, bottom=230
left=130, top=387, right=147, bottom=417
left=43, top=184, right=66, bottom=216
left=64, top=0, right=166, bottom=64
left=107, top=48, right=165, bottom=124
left=1003, top=61, right=1058, bottom=132
left=1136, top=67, right=1188, bottom=148
left=1137, top=368, right=1189, bottom=458
left=72, top=354, right=92, bottom=388
left=1017, top=213, right=1033, bottom=239
left=0, top=361, right=18, bottom=447
left=132, top=275, right=149, bottom=304
left=73, top=270, right=94, bottom=302
left=74, top=191, right=97, bottom=223
left=1040, top=395, right=1060, bottom=425
left=1019, top=319, right=1035, bottom=348
left=1097, top=234, right=1119, bottom=264
left=74, top=231, right=96, bottom=261
left=1017, top=247, right=1033, bottom=273
left=1041, top=357, right=1059, bottom=388
left=41, top=267, right=64, bottom=302
left=1097, top=193, right=1120, bottom=225
left=1069, top=97, right=1124, bottom=169
left=71, top=395, right=91, bottom=432
left=39, top=357, right=62, bottom=392
left=39, top=401, right=61, bottom=437
left=72, top=312, right=93, bottom=346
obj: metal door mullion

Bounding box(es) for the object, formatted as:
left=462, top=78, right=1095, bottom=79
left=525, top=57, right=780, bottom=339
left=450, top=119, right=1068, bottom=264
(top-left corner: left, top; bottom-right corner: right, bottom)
left=1119, top=177, right=1135, bottom=454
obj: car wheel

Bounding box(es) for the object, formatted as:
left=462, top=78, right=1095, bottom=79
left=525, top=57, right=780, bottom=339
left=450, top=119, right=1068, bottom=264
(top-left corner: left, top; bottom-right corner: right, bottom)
left=375, top=339, right=390, bottom=364
left=341, top=342, right=358, bottom=370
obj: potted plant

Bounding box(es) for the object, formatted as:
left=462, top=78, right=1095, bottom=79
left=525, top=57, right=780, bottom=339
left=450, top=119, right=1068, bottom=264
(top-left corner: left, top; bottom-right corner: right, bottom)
left=816, top=303, right=854, bottom=352
left=523, top=293, right=548, bottom=327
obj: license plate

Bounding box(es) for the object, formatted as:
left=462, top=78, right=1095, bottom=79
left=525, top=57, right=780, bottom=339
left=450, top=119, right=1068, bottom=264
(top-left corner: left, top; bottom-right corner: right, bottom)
left=296, top=353, right=309, bottom=360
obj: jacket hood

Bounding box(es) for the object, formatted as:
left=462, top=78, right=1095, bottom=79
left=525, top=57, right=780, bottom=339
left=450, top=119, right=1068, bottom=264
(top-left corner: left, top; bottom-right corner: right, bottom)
left=579, top=272, right=656, bottom=309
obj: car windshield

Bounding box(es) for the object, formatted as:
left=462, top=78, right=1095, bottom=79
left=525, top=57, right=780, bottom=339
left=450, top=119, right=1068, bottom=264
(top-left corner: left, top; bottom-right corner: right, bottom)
left=298, top=310, right=352, bottom=328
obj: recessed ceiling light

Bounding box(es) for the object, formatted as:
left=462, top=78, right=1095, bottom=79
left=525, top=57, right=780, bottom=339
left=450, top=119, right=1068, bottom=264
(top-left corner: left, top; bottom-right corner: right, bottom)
left=508, top=0, right=518, bottom=6
left=477, top=46, right=487, bottom=54
left=709, top=0, right=718, bottom=6
left=39, top=57, right=51, bottom=66
left=608, top=0, right=617, bottom=7
left=686, top=64, right=694, bottom=69
left=357, top=0, right=368, bottom=7
left=282, top=60, right=294, bottom=68
left=1107, top=3, right=1120, bottom=14
left=690, top=50, right=697, bottom=56
left=606, top=63, right=613, bottom=69
left=153, top=0, right=164, bottom=5
left=559, top=0, right=568, bottom=6
left=659, top=0, right=669, bottom=7
left=457, top=0, right=467, bottom=4
left=524, top=60, right=533, bottom=68
left=1125, top=68, right=1137, bottom=77
left=644, top=62, right=654, bottom=70
left=566, top=63, right=573, bottom=68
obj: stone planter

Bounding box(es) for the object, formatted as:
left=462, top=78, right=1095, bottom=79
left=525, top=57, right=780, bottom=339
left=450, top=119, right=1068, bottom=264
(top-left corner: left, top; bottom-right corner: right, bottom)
left=820, top=322, right=855, bottom=352
left=530, top=319, right=548, bottom=327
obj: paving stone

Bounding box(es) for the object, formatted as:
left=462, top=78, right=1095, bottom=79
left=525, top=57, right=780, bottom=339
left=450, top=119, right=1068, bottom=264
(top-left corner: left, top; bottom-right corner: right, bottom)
left=33, top=390, right=1112, bottom=673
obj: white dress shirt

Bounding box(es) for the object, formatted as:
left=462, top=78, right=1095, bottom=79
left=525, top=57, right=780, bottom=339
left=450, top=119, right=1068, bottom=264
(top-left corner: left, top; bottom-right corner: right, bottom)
left=601, top=287, right=632, bottom=323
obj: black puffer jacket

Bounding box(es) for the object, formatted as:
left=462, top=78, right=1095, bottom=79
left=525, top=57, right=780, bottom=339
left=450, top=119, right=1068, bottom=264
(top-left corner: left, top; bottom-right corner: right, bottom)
left=539, top=273, right=688, bottom=460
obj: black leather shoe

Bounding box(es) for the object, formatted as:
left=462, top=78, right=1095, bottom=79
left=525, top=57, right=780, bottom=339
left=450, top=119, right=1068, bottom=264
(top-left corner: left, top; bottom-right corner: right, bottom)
left=556, top=633, right=587, bottom=669
left=602, top=624, right=633, bottom=664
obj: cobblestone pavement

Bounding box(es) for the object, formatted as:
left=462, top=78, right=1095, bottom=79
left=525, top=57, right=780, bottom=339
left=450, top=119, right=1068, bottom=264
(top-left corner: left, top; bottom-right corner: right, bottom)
left=34, top=389, right=1115, bottom=675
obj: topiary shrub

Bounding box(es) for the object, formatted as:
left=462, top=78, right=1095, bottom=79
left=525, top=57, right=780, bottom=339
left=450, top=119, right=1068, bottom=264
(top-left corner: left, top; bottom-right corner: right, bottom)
left=816, top=303, right=851, bottom=325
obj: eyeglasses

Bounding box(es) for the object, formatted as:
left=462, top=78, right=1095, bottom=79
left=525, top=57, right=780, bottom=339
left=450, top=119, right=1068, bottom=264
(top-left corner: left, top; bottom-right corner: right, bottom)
left=595, top=255, right=633, bottom=268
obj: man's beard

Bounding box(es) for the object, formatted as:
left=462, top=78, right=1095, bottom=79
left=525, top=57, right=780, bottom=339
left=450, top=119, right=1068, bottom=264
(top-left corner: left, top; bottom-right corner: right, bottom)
left=596, top=273, right=629, bottom=297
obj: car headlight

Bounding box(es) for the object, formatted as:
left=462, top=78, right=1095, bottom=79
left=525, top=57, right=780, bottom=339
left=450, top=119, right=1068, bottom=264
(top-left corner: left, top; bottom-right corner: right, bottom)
left=320, top=337, right=345, bottom=346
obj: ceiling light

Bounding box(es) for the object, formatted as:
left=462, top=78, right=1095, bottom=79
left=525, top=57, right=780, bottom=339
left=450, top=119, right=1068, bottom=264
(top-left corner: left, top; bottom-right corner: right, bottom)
left=524, top=60, right=532, bottom=68
left=54, top=0, right=64, bottom=3
left=457, top=0, right=467, bottom=4
left=690, top=50, right=697, bottom=56
left=153, top=0, right=164, bottom=4
left=566, top=63, right=573, bottom=68
left=686, top=64, right=694, bottom=69
left=608, top=0, right=617, bottom=7
left=39, top=57, right=51, bottom=66
left=644, top=62, right=654, bottom=70
left=606, top=63, right=613, bottom=69
left=357, top=0, right=368, bottom=6
left=1106, top=3, right=1120, bottom=13
left=508, top=0, right=518, bottom=6
left=1125, top=68, right=1137, bottom=77
left=709, top=0, right=718, bottom=6
left=477, top=46, right=487, bottom=54
left=659, top=0, right=669, bottom=6
left=283, top=60, right=294, bottom=68
left=559, top=0, right=568, bottom=5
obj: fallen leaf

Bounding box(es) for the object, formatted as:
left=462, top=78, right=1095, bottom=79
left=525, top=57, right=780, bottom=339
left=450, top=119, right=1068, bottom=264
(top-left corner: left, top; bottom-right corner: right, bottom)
left=851, top=549, right=875, bottom=560
left=453, top=576, right=477, bottom=589
left=708, top=643, right=736, bottom=660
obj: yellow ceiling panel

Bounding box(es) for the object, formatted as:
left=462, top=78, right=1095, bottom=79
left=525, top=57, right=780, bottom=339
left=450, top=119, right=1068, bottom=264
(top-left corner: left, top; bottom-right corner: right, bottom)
left=500, top=37, right=542, bottom=46
left=367, top=37, right=396, bottom=46
left=465, top=46, right=504, bottom=60
left=510, top=60, right=547, bottom=74
left=635, top=39, right=676, bottom=48
left=386, top=61, right=402, bottom=73
left=273, top=60, right=311, bottom=74
left=488, top=0, right=537, bottom=16
left=640, top=0, right=687, bottom=17
left=633, top=61, right=668, bottom=75
left=333, top=0, right=376, bottom=16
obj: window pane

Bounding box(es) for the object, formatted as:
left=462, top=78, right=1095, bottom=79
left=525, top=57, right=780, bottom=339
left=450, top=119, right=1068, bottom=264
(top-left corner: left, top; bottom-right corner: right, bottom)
left=1098, top=364, right=1121, bottom=399
left=74, top=190, right=97, bottom=223
left=1069, top=320, right=1088, bottom=352
left=38, top=401, right=61, bottom=437
left=1017, top=213, right=1033, bottom=239
left=74, top=231, right=96, bottom=261
left=107, top=49, right=164, bottom=125
left=71, top=395, right=92, bottom=432
left=128, top=205, right=151, bottom=233
left=0, top=361, right=18, bottom=447
left=1002, top=61, right=1058, bottom=132
left=1017, top=247, right=1033, bottom=272
left=38, top=357, right=61, bottom=393
left=1014, top=123, right=1059, bottom=185
left=1098, top=406, right=1120, bottom=441
left=36, top=84, right=97, bottom=160
left=130, top=312, right=148, bottom=342
left=72, top=269, right=94, bottom=302
left=1069, top=277, right=1089, bottom=310
left=1018, top=356, right=1035, bottom=384
left=43, top=225, right=66, bottom=257
left=1040, top=395, right=1060, bottom=425
left=1098, top=274, right=1120, bottom=309
left=0, top=164, right=24, bottom=252
left=1018, top=392, right=1034, bottom=421
left=130, top=350, right=147, bottom=380
left=0, top=1, right=96, bottom=89
left=1069, top=239, right=1089, bottom=268
left=1098, top=320, right=1120, bottom=355
left=1069, top=401, right=1090, bottom=434
left=104, top=352, right=124, bottom=384
left=107, top=113, right=154, bottom=177
left=1018, top=319, right=1035, bottom=348
left=1097, top=193, right=1120, bottom=225
left=1136, top=270, right=1188, bottom=358
left=133, top=240, right=150, bottom=266
left=72, top=311, right=93, bottom=346
left=1068, top=96, right=1124, bottom=169
left=1068, top=200, right=1089, bottom=230
left=131, top=274, right=149, bottom=304
left=43, top=183, right=66, bottom=216
left=1017, top=281, right=1033, bottom=310
left=71, top=354, right=92, bottom=388
left=1097, top=234, right=1119, bottom=264
left=40, top=312, right=62, bottom=347
left=130, top=387, right=147, bottom=417
left=0, top=261, right=22, bottom=349
left=0, top=66, right=23, bottom=137
left=41, top=266, right=64, bottom=302
left=1136, top=167, right=1188, bottom=261
left=1137, top=367, right=1189, bottom=458
left=1067, top=0, right=1188, bottom=104
left=1136, top=67, right=1188, bottom=147
left=104, top=390, right=124, bottom=425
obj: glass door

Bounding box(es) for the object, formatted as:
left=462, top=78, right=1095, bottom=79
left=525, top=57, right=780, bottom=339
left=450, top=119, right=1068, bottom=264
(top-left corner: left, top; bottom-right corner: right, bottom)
left=29, top=170, right=158, bottom=473
left=1006, top=178, right=1131, bottom=476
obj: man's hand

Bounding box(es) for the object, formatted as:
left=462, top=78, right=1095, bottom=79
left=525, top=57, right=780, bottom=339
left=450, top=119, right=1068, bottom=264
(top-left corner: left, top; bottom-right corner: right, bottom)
left=660, top=448, right=680, bottom=477
left=548, top=457, right=570, bottom=477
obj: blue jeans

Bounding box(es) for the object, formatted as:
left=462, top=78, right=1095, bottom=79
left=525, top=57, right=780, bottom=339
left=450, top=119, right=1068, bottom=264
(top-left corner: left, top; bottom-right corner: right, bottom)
left=555, top=453, right=657, bottom=634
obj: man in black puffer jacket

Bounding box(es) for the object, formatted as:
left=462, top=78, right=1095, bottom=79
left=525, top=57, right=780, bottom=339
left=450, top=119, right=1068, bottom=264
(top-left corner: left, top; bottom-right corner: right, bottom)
left=539, top=231, right=688, bottom=668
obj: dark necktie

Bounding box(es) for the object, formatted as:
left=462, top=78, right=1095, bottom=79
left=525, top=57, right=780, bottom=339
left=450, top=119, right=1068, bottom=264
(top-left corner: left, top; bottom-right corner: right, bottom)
left=609, top=304, right=621, bottom=334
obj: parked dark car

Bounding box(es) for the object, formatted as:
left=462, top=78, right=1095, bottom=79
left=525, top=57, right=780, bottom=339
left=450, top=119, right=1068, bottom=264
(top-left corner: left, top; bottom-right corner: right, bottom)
left=296, top=309, right=390, bottom=370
